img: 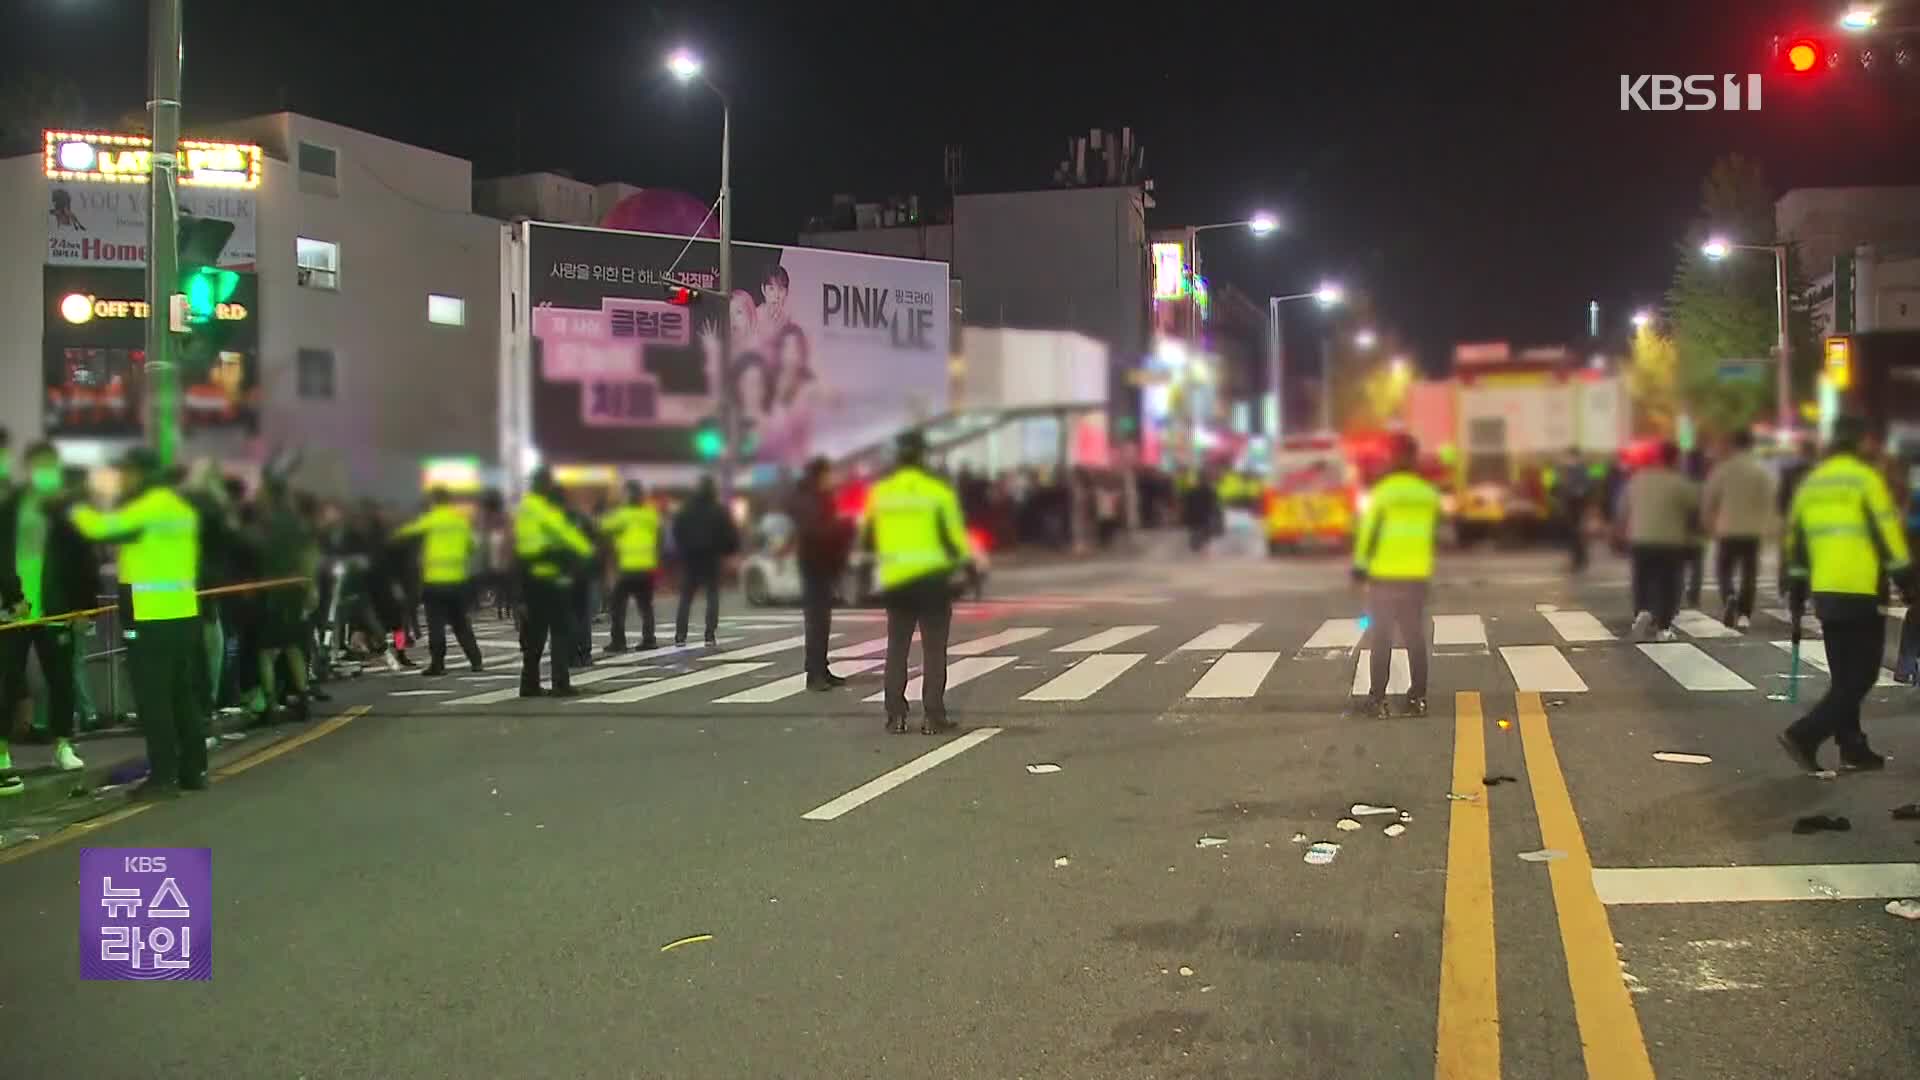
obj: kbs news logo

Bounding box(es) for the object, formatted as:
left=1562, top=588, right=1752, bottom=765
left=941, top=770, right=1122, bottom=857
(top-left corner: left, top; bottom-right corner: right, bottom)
left=1619, top=74, right=1764, bottom=111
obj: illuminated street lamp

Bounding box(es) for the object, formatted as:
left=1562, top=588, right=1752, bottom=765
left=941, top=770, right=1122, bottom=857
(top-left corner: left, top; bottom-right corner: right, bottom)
left=1390, top=355, right=1412, bottom=378
left=1632, top=309, right=1653, bottom=330
left=1841, top=7, right=1879, bottom=31
left=1313, top=282, right=1345, bottom=307
left=1267, top=281, right=1348, bottom=441
left=1185, top=213, right=1280, bottom=350
left=1354, top=329, right=1379, bottom=350
left=1702, top=235, right=1793, bottom=432
left=1248, top=212, right=1280, bottom=236
left=667, top=46, right=739, bottom=497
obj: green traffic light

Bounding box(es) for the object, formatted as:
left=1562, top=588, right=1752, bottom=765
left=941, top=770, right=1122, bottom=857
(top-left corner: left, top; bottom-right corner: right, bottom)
left=693, top=426, right=725, bottom=459
left=181, top=266, right=239, bottom=323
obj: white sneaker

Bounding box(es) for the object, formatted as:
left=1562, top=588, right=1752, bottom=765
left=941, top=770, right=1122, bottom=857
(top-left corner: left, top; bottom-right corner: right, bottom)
left=1735, top=615, right=1751, bottom=629
left=1631, top=611, right=1653, bottom=638
left=1656, top=628, right=1678, bottom=642
left=54, top=740, right=85, bottom=771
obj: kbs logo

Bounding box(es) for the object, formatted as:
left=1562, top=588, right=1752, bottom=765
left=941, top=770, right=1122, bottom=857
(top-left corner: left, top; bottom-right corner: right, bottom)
left=1620, top=74, right=1763, bottom=111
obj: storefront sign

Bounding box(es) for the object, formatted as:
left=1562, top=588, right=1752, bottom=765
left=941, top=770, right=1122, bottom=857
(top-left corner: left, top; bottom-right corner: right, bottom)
left=47, top=182, right=256, bottom=270
left=1152, top=242, right=1186, bottom=299
left=45, top=131, right=262, bottom=189
left=58, top=293, right=248, bottom=324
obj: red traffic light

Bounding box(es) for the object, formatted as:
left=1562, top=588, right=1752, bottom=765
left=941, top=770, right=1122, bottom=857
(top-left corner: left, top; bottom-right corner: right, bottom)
left=667, top=286, right=695, bottom=306
left=1786, top=38, right=1822, bottom=73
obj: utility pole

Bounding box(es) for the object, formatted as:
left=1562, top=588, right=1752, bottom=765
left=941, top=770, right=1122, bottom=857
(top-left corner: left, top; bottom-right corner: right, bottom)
left=716, top=97, right=737, bottom=502
left=1773, top=243, right=1792, bottom=435
left=146, top=0, right=183, bottom=469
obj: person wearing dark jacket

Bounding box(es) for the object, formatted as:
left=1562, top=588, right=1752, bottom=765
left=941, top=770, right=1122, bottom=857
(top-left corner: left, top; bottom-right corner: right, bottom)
left=672, top=476, right=740, bottom=647
left=182, top=461, right=245, bottom=720
left=788, top=457, right=851, bottom=689
left=0, top=442, right=100, bottom=777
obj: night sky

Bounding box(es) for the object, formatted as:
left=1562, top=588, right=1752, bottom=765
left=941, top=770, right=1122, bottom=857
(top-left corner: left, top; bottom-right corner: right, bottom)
left=9, top=0, right=1920, bottom=368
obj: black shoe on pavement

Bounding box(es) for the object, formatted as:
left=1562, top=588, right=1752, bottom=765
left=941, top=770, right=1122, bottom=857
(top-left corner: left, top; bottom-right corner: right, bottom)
left=885, top=716, right=910, bottom=734
left=469, top=661, right=485, bottom=674
left=396, top=652, right=418, bottom=669
left=921, top=717, right=959, bottom=735
left=547, top=686, right=581, bottom=699
left=673, top=637, right=687, bottom=647
left=1404, top=696, right=1429, bottom=718
left=1777, top=731, right=1823, bottom=774
left=1722, top=602, right=1739, bottom=630
left=180, top=774, right=209, bottom=792
left=639, top=639, right=660, bottom=651
left=824, top=672, right=847, bottom=687
left=1839, top=745, right=1887, bottom=772
left=807, top=680, right=835, bottom=692
left=519, top=686, right=545, bottom=699
left=604, top=644, right=628, bottom=655
left=1365, top=696, right=1391, bottom=720
left=129, top=781, right=181, bottom=802
left=308, top=686, right=333, bottom=703
left=704, top=633, right=719, bottom=648
left=422, top=665, right=446, bottom=677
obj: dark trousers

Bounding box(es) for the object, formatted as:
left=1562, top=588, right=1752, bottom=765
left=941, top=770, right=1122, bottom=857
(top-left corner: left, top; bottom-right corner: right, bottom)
left=423, top=584, right=482, bottom=669
left=1631, top=544, right=1687, bottom=629
left=571, top=577, right=593, bottom=662
left=519, top=578, right=574, bottom=693
left=1, top=624, right=78, bottom=739
left=128, top=617, right=207, bottom=788
left=801, top=571, right=835, bottom=681
left=1787, top=610, right=1882, bottom=750
left=1684, top=545, right=1705, bottom=606
left=1366, top=580, right=1429, bottom=700
left=1715, top=537, right=1761, bottom=618
left=883, top=576, right=954, bottom=721
left=675, top=561, right=721, bottom=643
left=609, top=571, right=657, bottom=648
left=1565, top=508, right=1588, bottom=571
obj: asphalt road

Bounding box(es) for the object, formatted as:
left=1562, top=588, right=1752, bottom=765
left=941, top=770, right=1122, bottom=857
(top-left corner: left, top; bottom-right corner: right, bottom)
left=2, top=547, right=1917, bottom=1079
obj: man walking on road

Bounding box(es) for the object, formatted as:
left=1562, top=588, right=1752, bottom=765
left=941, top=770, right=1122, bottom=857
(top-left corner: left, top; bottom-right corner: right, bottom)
left=1778, top=416, right=1910, bottom=774
left=789, top=457, right=851, bottom=691
left=0, top=442, right=100, bottom=775
left=671, top=476, right=739, bottom=648
left=1626, top=441, right=1699, bottom=641
left=1555, top=448, right=1592, bottom=573
left=1353, top=433, right=1440, bottom=719
left=866, top=432, right=971, bottom=734
left=600, top=482, right=661, bottom=653
left=394, top=488, right=484, bottom=676
left=515, top=469, right=593, bottom=698
left=1702, top=429, right=1774, bottom=629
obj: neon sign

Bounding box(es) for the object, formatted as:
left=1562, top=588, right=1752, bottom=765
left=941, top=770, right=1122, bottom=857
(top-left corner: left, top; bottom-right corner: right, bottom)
left=60, top=292, right=248, bottom=324
left=44, top=131, right=263, bottom=189
left=1152, top=242, right=1187, bottom=300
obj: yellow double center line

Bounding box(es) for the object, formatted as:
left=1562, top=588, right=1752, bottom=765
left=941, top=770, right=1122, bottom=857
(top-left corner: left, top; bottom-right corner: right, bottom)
left=1434, top=691, right=1654, bottom=1080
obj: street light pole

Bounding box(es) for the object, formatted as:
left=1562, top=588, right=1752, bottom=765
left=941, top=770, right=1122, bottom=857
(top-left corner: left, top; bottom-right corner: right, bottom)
left=1773, top=242, right=1791, bottom=434
left=717, top=92, right=736, bottom=502
left=1267, top=296, right=1283, bottom=440
left=146, top=0, right=183, bottom=469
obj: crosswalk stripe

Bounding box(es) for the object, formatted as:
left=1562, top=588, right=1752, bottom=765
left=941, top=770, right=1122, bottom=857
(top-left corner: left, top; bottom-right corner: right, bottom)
left=1352, top=649, right=1412, bottom=695
left=1673, top=609, right=1741, bottom=639
left=700, top=633, right=822, bottom=662
left=442, top=663, right=638, bottom=705
left=1499, top=645, right=1589, bottom=693
left=863, top=656, right=1017, bottom=702
left=1186, top=651, right=1279, bottom=698
left=1054, top=625, right=1157, bottom=653
left=1768, top=640, right=1898, bottom=686
left=713, top=659, right=885, bottom=703
left=1636, top=643, right=1754, bottom=691
left=1432, top=615, right=1488, bottom=648
left=1177, top=622, right=1261, bottom=651
left=950, top=627, right=1050, bottom=656
left=590, top=663, right=774, bottom=704
left=1021, top=653, right=1144, bottom=701
left=1542, top=610, right=1614, bottom=642
left=1303, top=618, right=1364, bottom=650
left=830, top=635, right=891, bottom=659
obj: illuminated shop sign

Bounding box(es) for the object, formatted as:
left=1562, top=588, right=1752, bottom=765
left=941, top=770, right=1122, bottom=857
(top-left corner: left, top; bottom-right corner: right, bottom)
left=44, top=131, right=263, bottom=189
left=59, top=292, right=248, bottom=325
left=1151, top=242, right=1186, bottom=300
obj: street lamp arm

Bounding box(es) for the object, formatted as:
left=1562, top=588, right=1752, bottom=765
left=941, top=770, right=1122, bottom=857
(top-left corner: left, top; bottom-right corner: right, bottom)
left=1271, top=291, right=1321, bottom=304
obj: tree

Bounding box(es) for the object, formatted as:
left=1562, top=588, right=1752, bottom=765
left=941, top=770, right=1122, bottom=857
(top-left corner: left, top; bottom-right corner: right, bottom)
left=1321, top=293, right=1414, bottom=432
left=0, top=72, right=89, bottom=156
left=1664, top=153, right=1819, bottom=435
left=1625, top=325, right=1681, bottom=436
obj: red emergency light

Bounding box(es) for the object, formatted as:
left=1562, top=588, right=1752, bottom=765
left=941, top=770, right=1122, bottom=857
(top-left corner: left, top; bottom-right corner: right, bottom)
left=1787, top=38, right=1821, bottom=73
left=667, top=286, right=696, bottom=306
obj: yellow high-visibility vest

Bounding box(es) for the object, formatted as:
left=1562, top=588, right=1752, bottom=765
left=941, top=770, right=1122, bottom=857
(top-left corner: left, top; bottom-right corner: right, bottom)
left=865, top=467, right=968, bottom=593
left=1785, top=452, right=1911, bottom=596
left=515, top=491, right=592, bottom=580
left=395, top=504, right=475, bottom=586
left=599, top=503, right=661, bottom=573
left=71, top=486, right=200, bottom=621
left=1354, top=471, right=1440, bottom=581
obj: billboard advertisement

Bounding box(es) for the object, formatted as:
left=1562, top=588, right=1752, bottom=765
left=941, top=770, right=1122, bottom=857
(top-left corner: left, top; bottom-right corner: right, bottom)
left=46, top=183, right=257, bottom=270
left=523, top=223, right=948, bottom=467
left=43, top=266, right=261, bottom=437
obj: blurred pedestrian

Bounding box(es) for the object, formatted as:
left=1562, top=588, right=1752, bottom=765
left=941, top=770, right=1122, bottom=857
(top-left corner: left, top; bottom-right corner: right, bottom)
left=671, top=476, right=739, bottom=648
left=1353, top=433, right=1440, bottom=718
left=393, top=488, right=484, bottom=676
left=1626, top=441, right=1698, bottom=641
left=251, top=473, right=321, bottom=722
left=1556, top=448, right=1591, bottom=573
left=600, top=481, right=662, bottom=653
left=0, top=442, right=100, bottom=776
left=1702, top=429, right=1774, bottom=629
left=789, top=457, right=851, bottom=690
left=865, top=432, right=971, bottom=734
left=514, top=468, right=593, bottom=698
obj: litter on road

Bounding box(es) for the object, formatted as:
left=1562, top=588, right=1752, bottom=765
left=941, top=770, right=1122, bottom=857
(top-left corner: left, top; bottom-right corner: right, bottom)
left=1178, top=966, right=1194, bottom=977
left=1518, top=849, right=1567, bottom=863
left=1383, top=824, right=1407, bottom=838
left=1888, top=899, right=1920, bottom=921
left=1446, top=792, right=1479, bottom=802
left=659, top=934, right=714, bottom=952
left=1304, top=842, right=1341, bottom=866
left=1653, top=752, right=1713, bottom=765
left=1335, top=818, right=1362, bottom=832
left=1483, top=775, right=1518, bottom=786
left=1891, top=804, right=1920, bottom=821
left=1793, top=815, right=1851, bottom=834
left=1026, top=763, right=1063, bottom=774
left=1054, top=856, right=1071, bottom=868
left=1290, top=833, right=1309, bottom=844
left=1350, top=803, right=1398, bottom=817
left=1196, top=836, right=1228, bottom=848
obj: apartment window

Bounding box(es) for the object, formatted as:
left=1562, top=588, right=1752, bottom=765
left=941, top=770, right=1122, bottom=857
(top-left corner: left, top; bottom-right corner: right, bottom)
left=296, top=237, right=339, bottom=290
left=427, top=294, right=466, bottom=327
left=297, top=348, right=335, bottom=399
left=297, top=141, right=338, bottom=179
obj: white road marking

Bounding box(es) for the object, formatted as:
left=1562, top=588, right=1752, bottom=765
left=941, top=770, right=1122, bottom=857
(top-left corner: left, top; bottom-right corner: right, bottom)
left=1177, top=622, right=1261, bottom=651
left=1636, top=643, right=1755, bottom=691
left=712, top=659, right=884, bottom=704
left=1351, top=649, right=1411, bottom=695
left=1592, top=863, right=1920, bottom=904
left=801, top=727, right=1003, bottom=822
left=950, top=627, right=1051, bottom=656
left=1185, top=651, right=1279, bottom=699
left=589, top=663, right=773, bottom=704
left=441, top=663, right=648, bottom=705
left=699, top=633, right=826, bottom=662
left=1542, top=609, right=1615, bottom=643
left=1054, top=625, right=1157, bottom=653
left=863, top=655, right=1018, bottom=702
left=1769, top=640, right=1898, bottom=686
left=1674, top=609, right=1742, bottom=639
left=1302, top=618, right=1364, bottom=650
left=1431, top=614, right=1487, bottom=648
left=829, top=635, right=892, bottom=659
left=1498, top=645, right=1589, bottom=693
left=1021, top=653, right=1144, bottom=701
left=390, top=689, right=454, bottom=697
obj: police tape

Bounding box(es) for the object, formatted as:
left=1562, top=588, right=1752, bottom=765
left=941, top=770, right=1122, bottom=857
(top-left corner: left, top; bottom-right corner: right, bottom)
left=0, top=576, right=312, bottom=633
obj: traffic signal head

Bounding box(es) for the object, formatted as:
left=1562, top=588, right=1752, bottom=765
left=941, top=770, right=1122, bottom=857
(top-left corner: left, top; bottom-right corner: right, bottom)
left=692, top=423, right=724, bottom=460
left=668, top=286, right=695, bottom=306
left=1788, top=38, right=1821, bottom=72
left=182, top=266, right=240, bottom=324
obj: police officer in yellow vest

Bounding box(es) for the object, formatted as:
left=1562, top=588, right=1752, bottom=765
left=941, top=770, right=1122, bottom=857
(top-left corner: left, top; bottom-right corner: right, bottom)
left=599, top=481, right=661, bottom=653
left=864, top=431, right=972, bottom=734
left=1353, top=433, right=1440, bottom=718
left=515, top=468, right=594, bottom=698
left=69, top=449, right=205, bottom=799
left=1778, top=416, right=1912, bottom=773
left=394, top=488, right=484, bottom=676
